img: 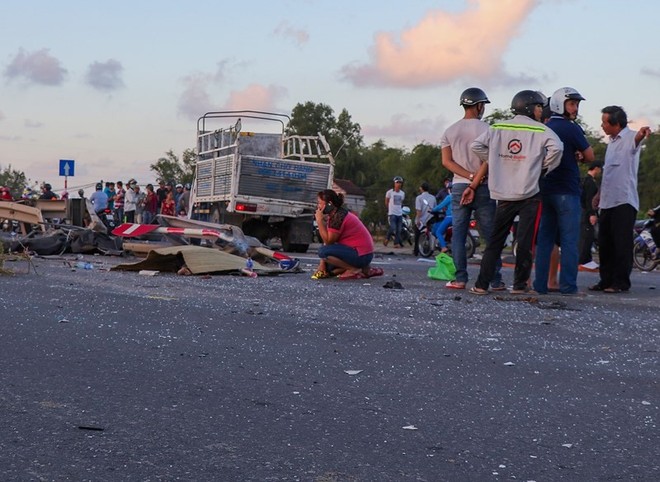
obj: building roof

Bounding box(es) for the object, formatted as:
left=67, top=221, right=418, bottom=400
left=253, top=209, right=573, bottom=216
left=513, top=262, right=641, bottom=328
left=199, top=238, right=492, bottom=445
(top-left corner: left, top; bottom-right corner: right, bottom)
left=333, top=178, right=366, bottom=197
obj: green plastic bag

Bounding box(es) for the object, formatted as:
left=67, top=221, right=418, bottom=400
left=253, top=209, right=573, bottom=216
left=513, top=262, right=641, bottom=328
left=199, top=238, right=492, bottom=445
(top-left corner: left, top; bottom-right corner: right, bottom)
left=427, top=252, right=456, bottom=281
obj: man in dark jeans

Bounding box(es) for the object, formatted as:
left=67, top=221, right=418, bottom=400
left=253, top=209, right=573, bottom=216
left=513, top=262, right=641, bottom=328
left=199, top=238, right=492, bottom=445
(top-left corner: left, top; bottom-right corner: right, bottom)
left=590, top=106, right=651, bottom=293
left=466, top=90, right=562, bottom=295
left=579, top=160, right=603, bottom=266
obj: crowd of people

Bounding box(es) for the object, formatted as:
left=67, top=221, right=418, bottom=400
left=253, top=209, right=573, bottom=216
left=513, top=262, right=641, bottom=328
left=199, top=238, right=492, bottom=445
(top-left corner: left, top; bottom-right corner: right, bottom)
left=67, top=179, right=190, bottom=225
left=313, top=86, right=656, bottom=294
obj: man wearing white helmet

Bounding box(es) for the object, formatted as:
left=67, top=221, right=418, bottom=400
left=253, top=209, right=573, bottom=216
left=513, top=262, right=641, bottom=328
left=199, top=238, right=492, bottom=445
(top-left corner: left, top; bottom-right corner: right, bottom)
left=533, top=87, right=594, bottom=295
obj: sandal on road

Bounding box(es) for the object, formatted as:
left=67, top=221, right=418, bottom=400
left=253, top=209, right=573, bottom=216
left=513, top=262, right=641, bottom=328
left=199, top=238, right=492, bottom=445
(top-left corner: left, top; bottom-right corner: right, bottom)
left=338, top=271, right=368, bottom=280
left=311, top=270, right=334, bottom=280
left=469, top=286, right=489, bottom=295
left=445, top=280, right=466, bottom=290
left=367, top=267, right=384, bottom=278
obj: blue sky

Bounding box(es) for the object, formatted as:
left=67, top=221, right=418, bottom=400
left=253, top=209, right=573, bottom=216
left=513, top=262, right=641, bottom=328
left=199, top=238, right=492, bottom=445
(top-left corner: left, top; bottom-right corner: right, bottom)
left=1, top=0, right=659, bottom=193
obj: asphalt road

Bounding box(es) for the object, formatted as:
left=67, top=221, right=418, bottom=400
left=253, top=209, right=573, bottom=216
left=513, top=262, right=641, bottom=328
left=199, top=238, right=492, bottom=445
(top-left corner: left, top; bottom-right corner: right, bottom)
left=1, top=246, right=658, bottom=481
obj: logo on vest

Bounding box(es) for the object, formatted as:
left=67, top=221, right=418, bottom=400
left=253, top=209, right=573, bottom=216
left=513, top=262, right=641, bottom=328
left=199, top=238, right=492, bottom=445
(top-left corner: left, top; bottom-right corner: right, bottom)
left=507, top=139, right=522, bottom=155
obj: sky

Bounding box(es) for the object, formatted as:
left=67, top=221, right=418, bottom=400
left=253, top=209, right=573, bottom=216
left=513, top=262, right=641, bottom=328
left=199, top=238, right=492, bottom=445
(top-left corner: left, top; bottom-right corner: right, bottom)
left=1, top=0, right=659, bottom=194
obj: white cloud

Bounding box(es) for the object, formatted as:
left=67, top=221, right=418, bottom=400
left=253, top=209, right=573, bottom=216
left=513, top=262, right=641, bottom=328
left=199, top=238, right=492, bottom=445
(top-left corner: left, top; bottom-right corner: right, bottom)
left=4, top=48, right=67, bottom=85
left=85, top=59, right=125, bottom=91
left=341, top=0, right=537, bottom=88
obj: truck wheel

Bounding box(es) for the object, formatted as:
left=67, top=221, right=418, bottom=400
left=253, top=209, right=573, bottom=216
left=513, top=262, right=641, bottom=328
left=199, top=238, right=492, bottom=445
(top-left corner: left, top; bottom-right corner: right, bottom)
left=210, top=205, right=222, bottom=225
left=285, top=243, right=309, bottom=253
left=281, top=236, right=308, bottom=253
left=242, top=220, right=270, bottom=244
left=280, top=229, right=309, bottom=253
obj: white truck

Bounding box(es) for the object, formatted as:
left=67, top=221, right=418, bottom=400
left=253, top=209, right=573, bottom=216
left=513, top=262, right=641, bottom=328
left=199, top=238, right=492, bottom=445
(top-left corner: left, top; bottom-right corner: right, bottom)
left=189, top=111, right=335, bottom=253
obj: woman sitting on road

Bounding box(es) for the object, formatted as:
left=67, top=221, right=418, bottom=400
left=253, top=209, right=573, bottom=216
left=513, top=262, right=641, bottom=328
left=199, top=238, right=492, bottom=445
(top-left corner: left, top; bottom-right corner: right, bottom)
left=312, top=189, right=383, bottom=280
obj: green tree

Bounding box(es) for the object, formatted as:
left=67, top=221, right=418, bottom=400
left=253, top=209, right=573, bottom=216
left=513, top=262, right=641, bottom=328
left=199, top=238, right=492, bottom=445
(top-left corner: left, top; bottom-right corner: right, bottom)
left=483, top=108, right=513, bottom=125
left=403, top=143, right=449, bottom=195
left=150, top=149, right=196, bottom=185
left=286, top=102, right=336, bottom=138
left=358, top=141, right=407, bottom=228
left=0, top=164, right=28, bottom=199
left=287, top=102, right=373, bottom=188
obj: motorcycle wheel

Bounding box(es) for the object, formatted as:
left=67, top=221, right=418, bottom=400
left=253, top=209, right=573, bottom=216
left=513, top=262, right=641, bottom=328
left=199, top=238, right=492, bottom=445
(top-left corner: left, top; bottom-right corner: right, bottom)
left=633, top=240, right=657, bottom=271
left=465, top=234, right=476, bottom=259
left=418, top=232, right=434, bottom=258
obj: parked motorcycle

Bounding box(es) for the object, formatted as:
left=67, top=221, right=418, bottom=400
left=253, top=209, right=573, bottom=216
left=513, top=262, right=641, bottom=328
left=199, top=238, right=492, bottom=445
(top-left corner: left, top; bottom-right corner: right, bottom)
left=417, top=211, right=477, bottom=258
left=399, top=206, right=414, bottom=246
left=98, top=208, right=117, bottom=231
left=633, top=219, right=658, bottom=271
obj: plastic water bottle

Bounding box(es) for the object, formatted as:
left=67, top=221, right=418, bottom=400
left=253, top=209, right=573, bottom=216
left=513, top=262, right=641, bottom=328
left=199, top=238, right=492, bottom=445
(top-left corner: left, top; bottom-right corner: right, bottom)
left=75, top=262, right=94, bottom=270
left=243, top=257, right=257, bottom=278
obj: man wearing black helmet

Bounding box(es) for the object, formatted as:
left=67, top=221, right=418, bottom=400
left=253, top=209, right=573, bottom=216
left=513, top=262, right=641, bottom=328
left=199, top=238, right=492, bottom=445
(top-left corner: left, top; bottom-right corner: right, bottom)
left=39, top=183, right=58, bottom=200
left=533, top=87, right=594, bottom=295
left=440, top=87, right=504, bottom=290
left=468, top=90, right=563, bottom=295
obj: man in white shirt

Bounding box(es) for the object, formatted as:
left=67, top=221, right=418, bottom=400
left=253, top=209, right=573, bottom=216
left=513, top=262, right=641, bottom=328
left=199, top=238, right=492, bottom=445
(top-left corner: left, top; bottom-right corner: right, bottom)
left=590, top=106, right=651, bottom=293
left=414, top=182, right=437, bottom=255
left=384, top=176, right=405, bottom=247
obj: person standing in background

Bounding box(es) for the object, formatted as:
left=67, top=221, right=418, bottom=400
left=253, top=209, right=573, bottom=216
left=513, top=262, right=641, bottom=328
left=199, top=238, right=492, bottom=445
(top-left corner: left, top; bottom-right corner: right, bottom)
left=533, top=87, right=594, bottom=295
left=143, top=184, right=158, bottom=224
left=384, top=176, right=405, bottom=248
left=135, top=185, right=146, bottom=223
left=579, top=160, right=603, bottom=268
left=114, top=181, right=125, bottom=223
left=468, top=90, right=563, bottom=295
left=590, top=106, right=651, bottom=293
left=123, top=179, right=138, bottom=223
left=414, top=182, right=437, bottom=256
left=441, top=87, right=504, bottom=291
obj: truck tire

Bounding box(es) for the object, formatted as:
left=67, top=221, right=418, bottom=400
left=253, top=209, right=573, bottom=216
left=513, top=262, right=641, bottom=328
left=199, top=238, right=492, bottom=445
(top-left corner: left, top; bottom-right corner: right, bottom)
left=281, top=220, right=312, bottom=253
left=210, top=204, right=222, bottom=225
left=242, top=220, right=271, bottom=244
left=281, top=233, right=309, bottom=253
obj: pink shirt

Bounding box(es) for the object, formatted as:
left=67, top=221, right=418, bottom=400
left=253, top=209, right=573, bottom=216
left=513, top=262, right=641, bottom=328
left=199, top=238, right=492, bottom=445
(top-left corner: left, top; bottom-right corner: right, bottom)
left=328, top=211, right=374, bottom=256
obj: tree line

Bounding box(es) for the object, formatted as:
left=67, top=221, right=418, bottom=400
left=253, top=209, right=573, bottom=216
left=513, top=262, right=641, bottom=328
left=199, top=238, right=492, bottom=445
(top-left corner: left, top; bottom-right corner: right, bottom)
left=5, top=101, right=656, bottom=217
left=151, top=102, right=659, bottom=224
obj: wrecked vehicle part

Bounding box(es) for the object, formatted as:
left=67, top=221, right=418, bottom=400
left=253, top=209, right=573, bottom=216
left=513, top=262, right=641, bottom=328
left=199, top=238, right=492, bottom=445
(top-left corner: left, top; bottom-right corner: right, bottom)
left=111, top=245, right=291, bottom=276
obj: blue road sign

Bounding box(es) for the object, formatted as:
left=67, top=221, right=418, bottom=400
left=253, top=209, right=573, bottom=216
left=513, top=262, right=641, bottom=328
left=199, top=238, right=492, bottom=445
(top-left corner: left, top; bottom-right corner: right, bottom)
left=59, top=159, right=75, bottom=177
